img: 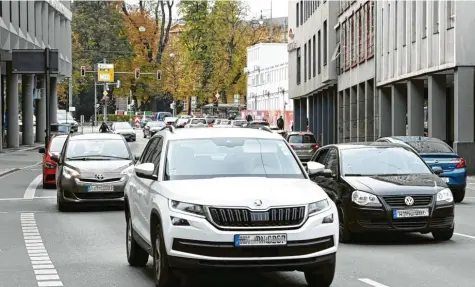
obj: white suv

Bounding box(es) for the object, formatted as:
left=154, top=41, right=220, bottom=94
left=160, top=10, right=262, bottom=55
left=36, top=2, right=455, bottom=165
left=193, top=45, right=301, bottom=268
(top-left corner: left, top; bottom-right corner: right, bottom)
left=124, top=126, right=339, bottom=287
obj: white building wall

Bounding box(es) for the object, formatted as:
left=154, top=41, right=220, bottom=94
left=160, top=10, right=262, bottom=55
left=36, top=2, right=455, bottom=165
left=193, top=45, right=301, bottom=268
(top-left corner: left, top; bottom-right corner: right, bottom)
left=245, top=43, right=291, bottom=125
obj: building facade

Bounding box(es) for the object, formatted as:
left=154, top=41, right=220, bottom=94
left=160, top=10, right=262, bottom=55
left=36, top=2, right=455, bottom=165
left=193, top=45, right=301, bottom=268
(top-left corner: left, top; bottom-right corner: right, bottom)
left=288, top=0, right=339, bottom=145
left=0, top=0, right=72, bottom=150
left=245, top=43, right=293, bottom=129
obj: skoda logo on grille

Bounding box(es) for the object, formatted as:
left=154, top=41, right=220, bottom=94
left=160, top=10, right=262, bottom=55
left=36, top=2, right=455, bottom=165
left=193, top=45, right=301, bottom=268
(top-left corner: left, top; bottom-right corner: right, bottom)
left=254, top=199, right=262, bottom=207
left=405, top=196, right=414, bottom=206
left=95, top=174, right=104, bottom=180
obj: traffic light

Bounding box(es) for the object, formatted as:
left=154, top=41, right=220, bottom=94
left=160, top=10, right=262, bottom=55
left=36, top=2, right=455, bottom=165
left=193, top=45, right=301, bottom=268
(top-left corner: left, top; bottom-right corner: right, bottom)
left=135, top=68, right=140, bottom=79
left=213, top=97, right=219, bottom=107
left=80, top=66, right=86, bottom=77
left=156, top=70, right=162, bottom=80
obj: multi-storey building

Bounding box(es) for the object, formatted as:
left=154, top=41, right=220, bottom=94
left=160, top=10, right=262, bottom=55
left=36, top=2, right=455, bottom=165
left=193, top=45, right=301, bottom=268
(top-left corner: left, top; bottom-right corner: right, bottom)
left=288, top=0, right=339, bottom=145
left=245, top=43, right=293, bottom=129
left=337, top=0, right=376, bottom=142
left=0, top=1, right=72, bottom=150
left=375, top=0, right=474, bottom=173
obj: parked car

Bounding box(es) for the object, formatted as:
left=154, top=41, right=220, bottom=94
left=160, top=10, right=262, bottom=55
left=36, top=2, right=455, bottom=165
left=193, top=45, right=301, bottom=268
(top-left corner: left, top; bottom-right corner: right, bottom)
left=124, top=127, right=338, bottom=287
left=163, top=117, right=177, bottom=126
left=283, top=131, right=319, bottom=162
left=184, top=118, right=207, bottom=128
left=377, top=136, right=467, bottom=203
left=309, top=142, right=454, bottom=243
left=38, top=134, right=68, bottom=188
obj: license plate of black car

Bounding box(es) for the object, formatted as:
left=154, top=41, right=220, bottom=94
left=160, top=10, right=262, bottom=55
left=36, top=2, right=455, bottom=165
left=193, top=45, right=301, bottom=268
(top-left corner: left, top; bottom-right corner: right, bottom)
left=393, top=208, right=429, bottom=219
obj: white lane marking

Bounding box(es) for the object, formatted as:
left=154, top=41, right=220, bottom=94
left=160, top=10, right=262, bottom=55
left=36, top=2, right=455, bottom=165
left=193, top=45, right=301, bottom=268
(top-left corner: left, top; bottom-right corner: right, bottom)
left=454, top=233, right=475, bottom=240
left=358, top=278, right=390, bottom=287
left=21, top=213, right=63, bottom=287
left=24, top=175, right=43, bottom=199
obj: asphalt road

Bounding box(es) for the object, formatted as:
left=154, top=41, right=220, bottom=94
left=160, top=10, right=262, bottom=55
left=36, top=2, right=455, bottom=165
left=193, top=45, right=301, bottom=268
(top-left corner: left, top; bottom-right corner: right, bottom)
left=0, top=133, right=475, bottom=287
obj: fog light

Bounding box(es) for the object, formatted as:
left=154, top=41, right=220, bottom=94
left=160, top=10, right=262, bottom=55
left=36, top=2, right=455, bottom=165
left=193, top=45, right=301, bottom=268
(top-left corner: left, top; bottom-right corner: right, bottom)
left=171, top=216, right=190, bottom=226
left=322, top=214, right=333, bottom=224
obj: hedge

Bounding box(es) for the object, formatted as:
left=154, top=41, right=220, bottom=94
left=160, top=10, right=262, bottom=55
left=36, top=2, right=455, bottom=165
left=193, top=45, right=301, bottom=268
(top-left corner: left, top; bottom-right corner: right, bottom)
left=97, top=114, right=136, bottom=122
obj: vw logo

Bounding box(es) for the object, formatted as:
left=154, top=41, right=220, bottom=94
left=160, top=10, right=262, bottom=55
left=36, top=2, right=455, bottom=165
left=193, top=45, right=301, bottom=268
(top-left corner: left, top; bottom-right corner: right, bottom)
left=95, top=174, right=104, bottom=180
left=254, top=199, right=262, bottom=207
left=404, top=196, right=414, bottom=206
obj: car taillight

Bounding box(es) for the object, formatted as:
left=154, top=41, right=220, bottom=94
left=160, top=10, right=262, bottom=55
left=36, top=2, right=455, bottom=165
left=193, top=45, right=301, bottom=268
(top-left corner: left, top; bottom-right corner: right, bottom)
left=290, top=144, right=295, bottom=149
left=456, top=158, right=466, bottom=169
left=311, top=144, right=319, bottom=149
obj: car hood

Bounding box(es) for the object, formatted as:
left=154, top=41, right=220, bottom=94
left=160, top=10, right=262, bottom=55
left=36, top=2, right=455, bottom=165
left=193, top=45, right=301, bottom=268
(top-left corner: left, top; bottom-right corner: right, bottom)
left=343, top=174, right=447, bottom=195
left=150, top=127, right=163, bottom=131
left=158, top=177, right=328, bottom=208
left=66, top=160, right=132, bottom=175
left=115, top=129, right=135, bottom=134
left=58, top=119, right=77, bottom=124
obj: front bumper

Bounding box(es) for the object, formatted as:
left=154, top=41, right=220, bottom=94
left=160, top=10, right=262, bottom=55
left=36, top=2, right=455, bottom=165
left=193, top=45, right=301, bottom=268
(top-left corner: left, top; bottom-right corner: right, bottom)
left=59, top=175, right=127, bottom=203
left=347, top=198, right=454, bottom=233
left=160, top=203, right=338, bottom=270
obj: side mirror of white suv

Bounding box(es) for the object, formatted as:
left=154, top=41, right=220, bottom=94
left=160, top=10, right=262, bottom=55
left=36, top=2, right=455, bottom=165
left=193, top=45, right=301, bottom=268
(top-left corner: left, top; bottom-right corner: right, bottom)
left=135, top=163, right=156, bottom=180
left=307, top=161, right=325, bottom=175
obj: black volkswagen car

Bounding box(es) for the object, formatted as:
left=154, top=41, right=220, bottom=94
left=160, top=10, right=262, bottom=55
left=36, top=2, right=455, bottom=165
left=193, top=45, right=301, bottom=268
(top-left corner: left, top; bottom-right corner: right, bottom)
left=308, top=142, right=454, bottom=243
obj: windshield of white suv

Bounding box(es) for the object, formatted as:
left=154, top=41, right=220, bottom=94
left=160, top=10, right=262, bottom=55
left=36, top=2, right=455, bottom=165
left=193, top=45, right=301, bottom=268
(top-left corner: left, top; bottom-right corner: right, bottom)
left=341, top=147, right=432, bottom=176
left=165, top=138, right=304, bottom=180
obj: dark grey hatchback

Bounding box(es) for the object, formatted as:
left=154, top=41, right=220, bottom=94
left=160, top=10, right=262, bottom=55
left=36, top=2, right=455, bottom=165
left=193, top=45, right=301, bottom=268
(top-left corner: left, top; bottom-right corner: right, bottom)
left=308, top=142, right=455, bottom=243
left=50, top=133, right=135, bottom=211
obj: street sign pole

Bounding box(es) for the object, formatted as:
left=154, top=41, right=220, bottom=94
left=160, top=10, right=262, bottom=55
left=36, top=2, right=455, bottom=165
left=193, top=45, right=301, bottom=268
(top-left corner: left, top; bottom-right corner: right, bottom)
left=44, top=48, right=51, bottom=150
left=93, top=80, right=97, bottom=126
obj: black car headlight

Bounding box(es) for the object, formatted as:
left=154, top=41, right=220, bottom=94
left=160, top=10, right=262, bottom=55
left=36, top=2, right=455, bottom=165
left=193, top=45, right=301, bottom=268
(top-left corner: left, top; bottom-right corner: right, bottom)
left=351, top=190, right=382, bottom=207
left=436, top=188, right=453, bottom=204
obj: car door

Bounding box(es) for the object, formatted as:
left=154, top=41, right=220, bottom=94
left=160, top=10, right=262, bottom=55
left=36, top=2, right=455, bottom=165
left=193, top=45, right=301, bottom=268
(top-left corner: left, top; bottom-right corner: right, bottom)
left=133, top=137, right=159, bottom=240
left=310, top=148, right=330, bottom=191
left=321, top=148, right=341, bottom=202
left=141, top=136, right=165, bottom=243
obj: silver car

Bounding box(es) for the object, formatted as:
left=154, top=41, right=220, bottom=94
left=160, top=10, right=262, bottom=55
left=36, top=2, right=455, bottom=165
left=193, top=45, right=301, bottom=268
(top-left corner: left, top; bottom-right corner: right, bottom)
left=50, top=133, right=136, bottom=211
left=185, top=118, right=207, bottom=128
left=111, top=122, right=136, bottom=142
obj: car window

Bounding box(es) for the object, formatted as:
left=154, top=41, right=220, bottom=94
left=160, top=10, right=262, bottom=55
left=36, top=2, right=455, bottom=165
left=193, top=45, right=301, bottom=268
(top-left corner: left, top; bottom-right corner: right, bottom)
left=341, top=147, right=432, bottom=176
left=233, top=120, right=246, bottom=126
left=324, top=149, right=338, bottom=175
left=165, top=138, right=304, bottom=180
left=313, top=149, right=329, bottom=164
left=49, top=136, right=67, bottom=153
left=65, top=139, right=130, bottom=160
left=405, top=140, right=453, bottom=153
left=152, top=137, right=164, bottom=174
left=141, top=137, right=159, bottom=163
left=288, top=134, right=317, bottom=144
left=191, top=119, right=206, bottom=124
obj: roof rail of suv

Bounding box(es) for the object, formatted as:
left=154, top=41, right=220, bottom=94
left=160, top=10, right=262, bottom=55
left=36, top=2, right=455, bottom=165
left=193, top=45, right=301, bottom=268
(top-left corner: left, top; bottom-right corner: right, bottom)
left=160, top=125, right=175, bottom=133
left=258, top=126, right=273, bottom=133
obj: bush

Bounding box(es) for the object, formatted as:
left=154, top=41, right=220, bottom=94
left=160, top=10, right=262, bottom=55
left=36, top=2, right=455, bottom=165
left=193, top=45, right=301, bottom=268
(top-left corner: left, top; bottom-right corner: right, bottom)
left=97, top=114, right=135, bottom=122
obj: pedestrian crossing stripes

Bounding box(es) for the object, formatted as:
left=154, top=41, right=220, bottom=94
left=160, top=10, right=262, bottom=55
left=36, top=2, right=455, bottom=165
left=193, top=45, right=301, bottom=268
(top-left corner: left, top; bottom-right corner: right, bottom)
left=21, top=213, right=64, bottom=287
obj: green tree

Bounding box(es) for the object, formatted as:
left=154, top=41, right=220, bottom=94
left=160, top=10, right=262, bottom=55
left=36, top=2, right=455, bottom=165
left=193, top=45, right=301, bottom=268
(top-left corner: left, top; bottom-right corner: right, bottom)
left=58, top=1, right=133, bottom=118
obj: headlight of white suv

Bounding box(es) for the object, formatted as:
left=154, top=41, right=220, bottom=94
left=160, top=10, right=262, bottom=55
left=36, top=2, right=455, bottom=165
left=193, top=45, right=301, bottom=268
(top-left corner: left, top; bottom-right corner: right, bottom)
left=308, top=199, right=330, bottom=216
left=63, top=166, right=79, bottom=178
left=351, top=190, right=382, bottom=207
left=169, top=200, right=205, bottom=217
left=436, top=188, right=453, bottom=203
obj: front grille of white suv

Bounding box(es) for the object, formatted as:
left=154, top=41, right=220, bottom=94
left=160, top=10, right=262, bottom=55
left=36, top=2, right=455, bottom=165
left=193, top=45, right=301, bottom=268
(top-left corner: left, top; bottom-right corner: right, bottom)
left=207, top=206, right=306, bottom=229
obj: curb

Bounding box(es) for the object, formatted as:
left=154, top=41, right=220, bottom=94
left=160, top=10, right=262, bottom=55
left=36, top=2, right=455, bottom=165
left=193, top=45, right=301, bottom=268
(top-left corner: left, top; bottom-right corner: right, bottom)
left=0, top=144, right=43, bottom=155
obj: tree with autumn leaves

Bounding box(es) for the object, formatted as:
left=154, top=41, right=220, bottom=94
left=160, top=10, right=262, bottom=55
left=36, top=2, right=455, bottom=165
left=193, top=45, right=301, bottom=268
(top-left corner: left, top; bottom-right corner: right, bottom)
left=59, top=0, right=283, bottom=117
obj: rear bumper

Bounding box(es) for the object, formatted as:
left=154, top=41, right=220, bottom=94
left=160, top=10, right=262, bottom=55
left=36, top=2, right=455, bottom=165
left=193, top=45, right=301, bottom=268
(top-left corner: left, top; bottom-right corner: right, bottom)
left=43, top=168, right=56, bottom=184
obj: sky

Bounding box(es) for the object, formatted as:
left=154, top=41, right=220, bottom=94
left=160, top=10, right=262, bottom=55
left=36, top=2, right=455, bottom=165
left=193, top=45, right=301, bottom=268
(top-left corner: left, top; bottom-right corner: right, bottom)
left=124, top=0, right=289, bottom=20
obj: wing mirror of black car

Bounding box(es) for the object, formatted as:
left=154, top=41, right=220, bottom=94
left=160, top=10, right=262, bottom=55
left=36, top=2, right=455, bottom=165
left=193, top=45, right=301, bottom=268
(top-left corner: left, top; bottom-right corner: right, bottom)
left=321, top=169, right=334, bottom=178
left=50, top=154, right=60, bottom=163
left=432, top=166, right=443, bottom=176
left=38, top=147, right=46, bottom=154
left=135, top=163, right=157, bottom=180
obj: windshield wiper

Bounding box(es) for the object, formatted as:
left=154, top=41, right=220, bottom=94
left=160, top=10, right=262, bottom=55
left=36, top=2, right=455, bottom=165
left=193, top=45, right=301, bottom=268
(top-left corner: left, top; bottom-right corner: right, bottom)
left=85, top=155, right=131, bottom=160
left=67, top=155, right=129, bottom=160
left=344, top=174, right=374, bottom=176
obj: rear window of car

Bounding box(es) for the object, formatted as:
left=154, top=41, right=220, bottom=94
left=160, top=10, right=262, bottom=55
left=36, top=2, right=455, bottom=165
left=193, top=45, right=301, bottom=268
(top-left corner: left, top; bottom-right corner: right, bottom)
left=406, top=141, right=453, bottom=153
left=191, top=119, right=206, bottom=124
left=233, top=121, right=246, bottom=126
left=288, top=134, right=317, bottom=144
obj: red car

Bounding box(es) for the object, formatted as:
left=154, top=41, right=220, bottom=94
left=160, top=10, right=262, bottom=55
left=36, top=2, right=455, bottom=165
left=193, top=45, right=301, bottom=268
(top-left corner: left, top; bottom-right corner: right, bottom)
left=39, top=134, right=68, bottom=188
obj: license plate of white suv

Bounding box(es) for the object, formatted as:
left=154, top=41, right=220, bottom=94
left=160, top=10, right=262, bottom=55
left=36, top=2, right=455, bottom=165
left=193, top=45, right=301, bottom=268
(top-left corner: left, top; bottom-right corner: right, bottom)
left=234, top=234, right=287, bottom=247
left=393, top=208, right=429, bottom=219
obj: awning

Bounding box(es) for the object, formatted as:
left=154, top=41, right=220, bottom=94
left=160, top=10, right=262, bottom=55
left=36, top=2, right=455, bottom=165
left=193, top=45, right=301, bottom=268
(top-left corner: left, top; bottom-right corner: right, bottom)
left=330, top=43, right=340, bottom=62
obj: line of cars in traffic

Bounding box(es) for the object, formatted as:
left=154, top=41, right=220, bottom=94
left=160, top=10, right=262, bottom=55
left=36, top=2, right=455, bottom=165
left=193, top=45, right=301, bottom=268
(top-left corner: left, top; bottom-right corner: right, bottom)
left=37, top=117, right=467, bottom=287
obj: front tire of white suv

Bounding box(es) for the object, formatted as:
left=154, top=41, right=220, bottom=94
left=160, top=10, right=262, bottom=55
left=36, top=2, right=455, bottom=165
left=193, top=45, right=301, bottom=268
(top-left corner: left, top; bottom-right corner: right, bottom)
left=126, top=214, right=149, bottom=266
left=153, top=224, right=179, bottom=287
left=304, top=259, right=336, bottom=287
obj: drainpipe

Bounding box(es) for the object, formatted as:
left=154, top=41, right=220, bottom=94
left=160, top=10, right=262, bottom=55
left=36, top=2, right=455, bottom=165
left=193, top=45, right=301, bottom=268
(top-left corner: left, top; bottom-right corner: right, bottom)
left=373, top=1, right=378, bottom=141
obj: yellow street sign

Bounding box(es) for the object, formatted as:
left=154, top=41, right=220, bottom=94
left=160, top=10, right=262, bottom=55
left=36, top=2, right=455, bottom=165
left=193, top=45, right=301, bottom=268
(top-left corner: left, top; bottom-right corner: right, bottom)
left=97, top=63, right=115, bottom=83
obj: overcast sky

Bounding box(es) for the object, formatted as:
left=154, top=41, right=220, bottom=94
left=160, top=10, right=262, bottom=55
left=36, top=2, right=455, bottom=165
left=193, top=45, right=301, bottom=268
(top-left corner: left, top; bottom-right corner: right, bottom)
left=124, top=0, right=289, bottom=20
